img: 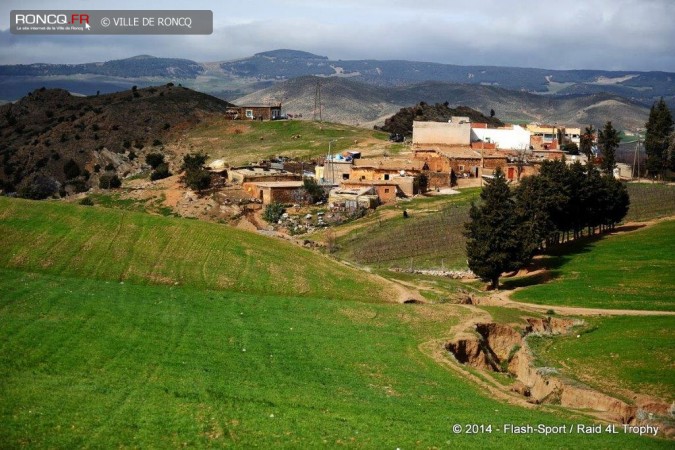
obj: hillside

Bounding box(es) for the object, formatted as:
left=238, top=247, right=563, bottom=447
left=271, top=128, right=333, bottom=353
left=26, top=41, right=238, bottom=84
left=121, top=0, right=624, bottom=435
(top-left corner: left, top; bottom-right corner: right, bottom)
left=234, top=75, right=401, bottom=126
left=236, top=76, right=651, bottom=129
left=0, top=197, right=392, bottom=301
left=0, top=85, right=234, bottom=194
left=0, top=197, right=671, bottom=448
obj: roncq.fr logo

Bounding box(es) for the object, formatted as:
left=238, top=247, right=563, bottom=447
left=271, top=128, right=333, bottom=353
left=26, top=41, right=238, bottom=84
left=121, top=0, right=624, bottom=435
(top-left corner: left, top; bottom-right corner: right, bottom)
left=14, top=13, right=90, bottom=26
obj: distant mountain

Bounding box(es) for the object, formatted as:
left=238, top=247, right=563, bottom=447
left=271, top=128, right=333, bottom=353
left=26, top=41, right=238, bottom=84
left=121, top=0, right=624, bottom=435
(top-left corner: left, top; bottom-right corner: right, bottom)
left=0, top=85, right=234, bottom=194
left=1, top=49, right=673, bottom=109
left=235, top=76, right=651, bottom=130
left=220, top=49, right=674, bottom=105
left=0, top=55, right=204, bottom=78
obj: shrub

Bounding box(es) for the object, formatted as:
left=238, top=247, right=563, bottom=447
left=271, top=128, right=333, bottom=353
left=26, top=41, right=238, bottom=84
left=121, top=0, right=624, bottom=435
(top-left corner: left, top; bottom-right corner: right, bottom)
left=182, top=152, right=207, bottom=172
left=17, top=173, right=60, bottom=199
left=93, top=164, right=101, bottom=173
left=99, top=174, right=121, bottom=189
left=152, top=139, right=162, bottom=147
left=303, top=177, right=326, bottom=203
left=184, top=168, right=211, bottom=191
left=263, top=202, right=285, bottom=223
left=63, top=158, right=81, bottom=179
left=150, top=163, right=171, bottom=181
left=145, top=152, right=165, bottom=169
left=163, top=122, right=170, bottom=130
left=123, top=140, right=131, bottom=149
left=104, top=163, right=115, bottom=171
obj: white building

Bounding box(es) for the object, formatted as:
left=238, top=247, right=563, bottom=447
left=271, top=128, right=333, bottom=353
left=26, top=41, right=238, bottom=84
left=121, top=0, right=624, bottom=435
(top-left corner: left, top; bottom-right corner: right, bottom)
left=470, top=124, right=531, bottom=150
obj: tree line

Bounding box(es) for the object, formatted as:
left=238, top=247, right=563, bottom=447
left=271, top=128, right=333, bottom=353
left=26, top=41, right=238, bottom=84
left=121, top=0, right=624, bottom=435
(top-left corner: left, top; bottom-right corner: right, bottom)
left=465, top=160, right=629, bottom=289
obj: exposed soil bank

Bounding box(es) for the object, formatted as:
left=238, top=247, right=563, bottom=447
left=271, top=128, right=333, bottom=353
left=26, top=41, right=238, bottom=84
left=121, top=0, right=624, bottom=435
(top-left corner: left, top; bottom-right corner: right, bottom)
left=446, top=317, right=674, bottom=437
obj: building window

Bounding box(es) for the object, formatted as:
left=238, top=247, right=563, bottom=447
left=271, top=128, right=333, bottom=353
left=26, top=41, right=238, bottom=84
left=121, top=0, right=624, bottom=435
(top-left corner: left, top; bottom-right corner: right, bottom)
left=459, top=165, right=465, bottom=171
left=384, top=174, right=390, bottom=180
left=384, top=188, right=390, bottom=193
left=245, top=109, right=254, bottom=119
left=342, top=173, right=349, bottom=180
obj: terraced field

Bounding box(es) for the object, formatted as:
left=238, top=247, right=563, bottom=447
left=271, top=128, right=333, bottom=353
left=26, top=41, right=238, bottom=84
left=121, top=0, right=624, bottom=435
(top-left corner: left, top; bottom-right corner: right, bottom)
left=333, top=189, right=480, bottom=270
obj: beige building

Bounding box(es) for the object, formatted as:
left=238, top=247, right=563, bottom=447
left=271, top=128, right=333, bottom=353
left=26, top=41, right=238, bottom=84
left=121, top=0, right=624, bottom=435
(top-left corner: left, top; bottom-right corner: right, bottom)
left=242, top=181, right=305, bottom=205
left=412, top=117, right=472, bottom=146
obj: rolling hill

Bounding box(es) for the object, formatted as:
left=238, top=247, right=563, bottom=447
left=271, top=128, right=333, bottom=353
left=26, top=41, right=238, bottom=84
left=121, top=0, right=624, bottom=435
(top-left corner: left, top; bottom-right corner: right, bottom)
left=0, top=84, right=235, bottom=194
left=235, top=76, right=651, bottom=129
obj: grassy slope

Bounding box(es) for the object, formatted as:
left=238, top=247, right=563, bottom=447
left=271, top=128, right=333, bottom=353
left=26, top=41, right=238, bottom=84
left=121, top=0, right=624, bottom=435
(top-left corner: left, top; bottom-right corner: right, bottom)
left=528, top=316, right=675, bottom=403
left=184, top=119, right=399, bottom=166
left=0, top=197, right=391, bottom=302
left=511, top=220, right=675, bottom=311
left=333, top=189, right=480, bottom=270
left=0, top=269, right=669, bottom=449
left=0, top=197, right=671, bottom=447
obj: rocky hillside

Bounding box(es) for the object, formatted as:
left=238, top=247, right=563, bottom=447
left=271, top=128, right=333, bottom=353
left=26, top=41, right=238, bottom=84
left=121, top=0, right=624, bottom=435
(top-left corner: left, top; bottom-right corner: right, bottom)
left=0, top=84, right=234, bottom=196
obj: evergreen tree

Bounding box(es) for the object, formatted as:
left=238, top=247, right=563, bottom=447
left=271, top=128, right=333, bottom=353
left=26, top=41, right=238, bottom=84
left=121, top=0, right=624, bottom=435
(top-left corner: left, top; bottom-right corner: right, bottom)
left=465, top=168, right=525, bottom=289
left=644, top=98, right=674, bottom=179
left=598, top=121, right=620, bottom=175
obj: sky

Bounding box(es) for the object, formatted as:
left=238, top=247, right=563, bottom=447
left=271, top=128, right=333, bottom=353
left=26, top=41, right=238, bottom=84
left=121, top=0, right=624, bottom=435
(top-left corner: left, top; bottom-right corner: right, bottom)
left=1, top=0, right=674, bottom=72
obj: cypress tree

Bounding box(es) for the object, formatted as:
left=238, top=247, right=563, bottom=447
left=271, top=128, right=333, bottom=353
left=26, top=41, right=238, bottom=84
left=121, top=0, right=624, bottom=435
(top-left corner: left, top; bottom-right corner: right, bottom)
left=465, top=167, right=525, bottom=289
left=598, top=121, right=620, bottom=175
left=644, top=98, right=674, bottom=179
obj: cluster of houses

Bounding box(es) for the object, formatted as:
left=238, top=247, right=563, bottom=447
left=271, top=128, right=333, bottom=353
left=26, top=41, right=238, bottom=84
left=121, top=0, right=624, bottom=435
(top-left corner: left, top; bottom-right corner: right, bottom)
left=209, top=116, right=606, bottom=210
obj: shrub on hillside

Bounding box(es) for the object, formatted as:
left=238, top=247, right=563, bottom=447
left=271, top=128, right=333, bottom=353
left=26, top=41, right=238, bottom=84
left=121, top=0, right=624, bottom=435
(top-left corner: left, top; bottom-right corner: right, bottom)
left=145, top=152, right=165, bottom=169
left=263, top=202, right=285, bottom=223
left=150, top=163, right=171, bottom=181
left=63, top=158, right=81, bottom=179
left=17, top=173, right=60, bottom=200
left=184, top=168, right=211, bottom=191
left=99, top=174, right=121, bottom=189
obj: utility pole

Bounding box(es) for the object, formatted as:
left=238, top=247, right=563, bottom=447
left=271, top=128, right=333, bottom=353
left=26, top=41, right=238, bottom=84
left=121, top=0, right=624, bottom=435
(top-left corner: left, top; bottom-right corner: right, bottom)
left=314, top=80, right=322, bottom=122
left=632, top=129, right=642, bottom=181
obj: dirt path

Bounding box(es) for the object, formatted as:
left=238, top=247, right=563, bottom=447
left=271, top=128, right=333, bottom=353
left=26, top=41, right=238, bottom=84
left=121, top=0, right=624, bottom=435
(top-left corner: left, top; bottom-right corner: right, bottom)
left=481, top=290, right=675, bottom=317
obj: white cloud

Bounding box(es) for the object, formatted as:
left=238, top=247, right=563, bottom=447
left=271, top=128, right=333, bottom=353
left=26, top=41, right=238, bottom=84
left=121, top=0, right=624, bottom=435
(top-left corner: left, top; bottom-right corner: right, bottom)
left=0, top=0, right=673, bottom=71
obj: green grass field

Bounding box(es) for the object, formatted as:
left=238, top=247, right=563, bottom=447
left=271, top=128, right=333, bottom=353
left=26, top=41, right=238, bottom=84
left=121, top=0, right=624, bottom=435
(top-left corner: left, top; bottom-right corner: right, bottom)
left=0, top=197, right=391, bottom=302
left=528, top=316, right=675, bottom=403
left=185, top=119, right=397, bottom=166
left=1, top=197, right=672, bottom=447
left=510, top=220, right=675, bottom=311
left=0, top=268, right=670, bottom=448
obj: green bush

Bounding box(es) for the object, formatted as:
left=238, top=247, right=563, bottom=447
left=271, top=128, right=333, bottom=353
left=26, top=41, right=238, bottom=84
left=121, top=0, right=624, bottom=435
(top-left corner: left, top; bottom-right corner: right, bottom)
left=184, top=168, right=211, bottom=191
left=99, top=174, right=121, bottom=189
left=263, top=202, right=285, bottom=223
left=150, top=163, right=171, bottom=181
left=63, top=159, right=81, bottom=179
left=145, top=153, right=165, bottom=169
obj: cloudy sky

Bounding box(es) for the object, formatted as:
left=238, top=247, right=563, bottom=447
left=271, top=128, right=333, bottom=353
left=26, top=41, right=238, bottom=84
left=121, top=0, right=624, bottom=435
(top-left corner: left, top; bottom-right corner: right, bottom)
left=1, top=0, right=674, bottom=71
